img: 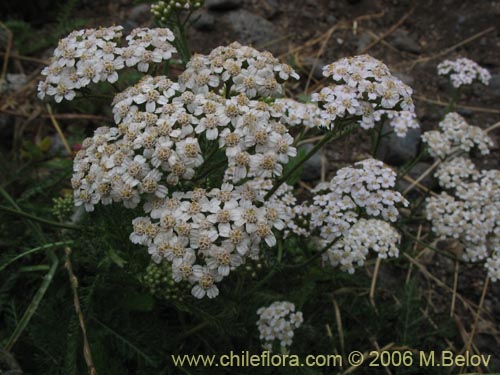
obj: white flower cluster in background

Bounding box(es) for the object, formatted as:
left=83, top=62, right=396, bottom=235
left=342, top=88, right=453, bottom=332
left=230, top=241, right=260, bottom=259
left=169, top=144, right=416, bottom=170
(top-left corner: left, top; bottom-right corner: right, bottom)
left=424, top=116, right=499, bottom=281
left=374, top=110, right=420, bottom=137
left=325, top=219, right=401, bottom=273
left=422, top=112, right=493, bottom=159
left=267, top=183, right=313, bottom=238
left=38, top=27, right=176, bottom=102
left=178, top=42, right=299, bottom=99
left=312, top=55, right=415, bottom=132
left=309, top=159, right=407, bottom=272
left=257, top=301, right=303, bottom=351
left=273, top=98, right=323, bottom=129
left=434, top=156, right=477, bottom=189
left=437, top=57, right=491, bottom=88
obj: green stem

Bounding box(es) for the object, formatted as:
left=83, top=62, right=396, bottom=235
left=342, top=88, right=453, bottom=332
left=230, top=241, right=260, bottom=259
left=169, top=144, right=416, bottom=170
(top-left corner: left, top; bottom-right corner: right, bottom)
left=0, top=240, right=73, bottom=272
left=400, top=228, right=476, bottom=263
left=446, top=87, right=461, bottom=113
left=286, top=239, right=336, bottom=269
left=0, top=186, right=61, bottom=351
left=5, top=256, right=59, bottom=351
left=371, top=122, right=385, bottom=156
left=265, top=122, right=358, bottom=200
left=277, top=235, right=284, bottom=263
left=0, top=205, right=82, bottom=230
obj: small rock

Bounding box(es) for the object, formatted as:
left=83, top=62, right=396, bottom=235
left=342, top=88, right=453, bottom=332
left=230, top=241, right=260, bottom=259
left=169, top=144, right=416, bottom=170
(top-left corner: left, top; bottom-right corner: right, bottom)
left=128, top=3, right=151, bottom=24
left=326, top=14, right=337, bottom=25
left=224, top=9, right=285, bottom=54
left=390, top=29, right=421, bottom=54
left=376, top=122, right=421, bottom=166
left=206, top=0, right=242, bottom=11
left=300, top=143, right=322, bottom=182
left=192, top=10, right=215, bottom=31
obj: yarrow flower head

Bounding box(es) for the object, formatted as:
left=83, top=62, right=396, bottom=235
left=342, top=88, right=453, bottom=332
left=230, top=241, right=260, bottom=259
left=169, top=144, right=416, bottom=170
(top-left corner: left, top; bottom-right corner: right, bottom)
left=273, top=98, right=323, bottom=129
left=178, top=42, right=299, bottom=99
left=307, top=159, right=407, bottom=272
left=257, top=301, right=303, bottom=351
left=324, top=218, right=401, bottom=273
left=38, top=27, right=176, bottom=102
left=421, top=112, right=493, bottom=159
left=312, top=55, right=415, bottom=131
left=437, top=57, right=491, bottom=88
left=69, top=40, right=302, bottom=299
left=424, top=113, right=499, bottom=282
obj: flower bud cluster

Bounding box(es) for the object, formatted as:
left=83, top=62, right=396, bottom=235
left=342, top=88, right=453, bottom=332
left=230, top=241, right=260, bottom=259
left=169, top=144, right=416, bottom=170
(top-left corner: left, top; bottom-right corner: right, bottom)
left=141, top=261, right=187, bottom=301
left=312, top=55, right=415, bottom=131
left=422, top=112, right=493, bottom=159
left=437, top=57, right=491, bottom=88
left=38, top=27, right=176, bottom=102
left=152, top=0, right=204, bottom=22
left=257, top=301, right=303, bottom=351
left=324, top=218, right=401, bottom=273
left=179, top=42, right=299, bottom=99
left=52, top=194, right=74, bottom=221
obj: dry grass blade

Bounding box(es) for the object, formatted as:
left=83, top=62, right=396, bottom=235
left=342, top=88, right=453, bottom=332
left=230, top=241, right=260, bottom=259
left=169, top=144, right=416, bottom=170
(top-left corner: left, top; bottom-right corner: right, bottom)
left=414, top=95, right=500, bottom=115
left=402, top=160, right=440, bottom=196
left=450, top=260, right=459, bottom=317
left=64, top=247, right=96, bottom=375
left=462, top=275, right=490, bottom=364
left=358, top=5, right=416, bottom=55
left=407, top=26, right=495, bottom=69
left=369, top=257, right=381, bottom=310
left=46, top=104, right=72, bottom=155
left=332, top=298, right=345, bottom=363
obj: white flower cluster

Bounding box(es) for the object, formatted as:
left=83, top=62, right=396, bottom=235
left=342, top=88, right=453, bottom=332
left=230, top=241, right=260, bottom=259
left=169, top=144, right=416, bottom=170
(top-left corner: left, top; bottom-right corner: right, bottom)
left=324, top=219, right=401, bottom=273
left=309, top=159, right=407, bottom=272
left=70, top=40, right=302, bottom=298
left=374, top=110, right=420, bottom=137
left=434, top=156, right=477, bottom=189
left=267, top=183, right=313, bottom=238
left=426, top=169, right=500, bottom=280
left=312, top=55, right=415, bottom=131
left=178, top=42, right=299, bottom=99
left=425, top=115, right=499, bottom=281
left=257, top=301, right=303, bottom=351
left=437, top=57, right=491, bottom=88
left=273, top=98, right=323, bottom=129
left=38, top=27, right=176, bottom=102
left=73, top=75, right=297, bottom=212
left=422, top=112, right=493, bottom=159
